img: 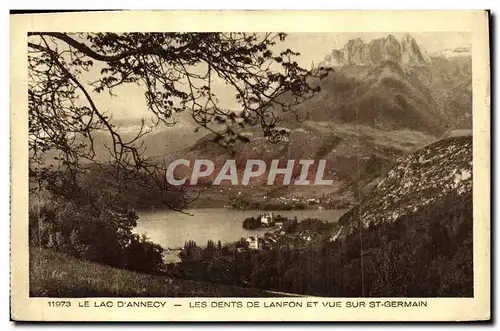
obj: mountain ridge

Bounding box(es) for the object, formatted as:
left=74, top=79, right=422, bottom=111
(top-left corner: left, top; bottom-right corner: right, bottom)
left=321, top=33, right=426, bottom=68
left=332, top=135, right=472, bottom=240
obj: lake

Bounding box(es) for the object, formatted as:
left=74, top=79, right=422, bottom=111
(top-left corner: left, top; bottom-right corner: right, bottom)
left=134, top=208, right=348, bottom=250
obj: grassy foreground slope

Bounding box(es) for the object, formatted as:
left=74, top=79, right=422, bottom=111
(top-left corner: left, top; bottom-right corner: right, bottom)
left=29, top=248, right=279, bottom=297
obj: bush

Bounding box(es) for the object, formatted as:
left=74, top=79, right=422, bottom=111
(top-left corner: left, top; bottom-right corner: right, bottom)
left=29, top=196, right=164, bottom=274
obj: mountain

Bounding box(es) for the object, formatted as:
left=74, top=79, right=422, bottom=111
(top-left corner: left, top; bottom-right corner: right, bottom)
left=331, top=135, right=472, bottom=240
left=170, top=33, right=474, bottom=205
left=58, top=33, right=471, bottom=209
left=337, top=61, right=444, bottom=134
left=87, top=34, right=470, bottom=166
left=283, top=60, right=446, bottom=135
left=169, top=120, right=437, bottom=207
left=314, top=34, right=472, bottom=131
left=321, top=34, right=425, bottom=68
left=75, top=118, right=207, bottom=162
left=411, top=55, right=472, bottom=129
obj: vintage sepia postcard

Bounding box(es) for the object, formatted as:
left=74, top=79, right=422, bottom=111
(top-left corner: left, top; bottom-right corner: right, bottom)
left=10, top=10, right=490, bottom=322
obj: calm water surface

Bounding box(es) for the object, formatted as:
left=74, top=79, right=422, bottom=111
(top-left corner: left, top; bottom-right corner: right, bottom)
left=135, top=208, right=348, bottom=249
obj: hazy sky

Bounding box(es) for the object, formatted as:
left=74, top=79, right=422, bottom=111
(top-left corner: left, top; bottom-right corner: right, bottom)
left=90, top=32, right=471, bottom=121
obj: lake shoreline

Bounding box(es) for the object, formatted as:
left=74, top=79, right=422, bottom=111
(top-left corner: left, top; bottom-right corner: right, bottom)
left=134, top=204, right=353, bottom=213
left=134, top=208, right=349, bottom=250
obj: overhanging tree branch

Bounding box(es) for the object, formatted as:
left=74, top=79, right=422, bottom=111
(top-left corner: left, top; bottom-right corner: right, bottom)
left=27, top=32, right=324, bottom=210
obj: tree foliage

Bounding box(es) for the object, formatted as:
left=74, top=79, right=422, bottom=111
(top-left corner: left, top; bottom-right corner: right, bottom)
left=28, top=32, right=322, bottom=203
left=29, top=193, right=165, bottom=274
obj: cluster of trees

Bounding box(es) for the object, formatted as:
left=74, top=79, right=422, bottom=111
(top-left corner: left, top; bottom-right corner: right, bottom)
left=242, top=216, right=264, bottom=229
left=29, top=170, right=165, bottom=274
left=178, top=239, right=227, bottom=262
left=170, top=192, right=473, bottom=297
left=242, top=214, right=293, bottom=229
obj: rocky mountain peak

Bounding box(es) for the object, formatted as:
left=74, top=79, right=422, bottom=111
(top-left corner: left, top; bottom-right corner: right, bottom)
left=386, top=34, right=398, bottom=43
left=401, top=33, right=425, bottom=65
left=321, top=34, right=426, bottom=68
left=401, top=33, right=415, bottom=43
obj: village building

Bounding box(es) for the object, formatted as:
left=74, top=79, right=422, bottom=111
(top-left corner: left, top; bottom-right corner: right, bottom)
left=260, top=214, right=270, bottom=227
left=246, top=236, right=259, bottom=250
left=259, top=212, right=274, bottom=227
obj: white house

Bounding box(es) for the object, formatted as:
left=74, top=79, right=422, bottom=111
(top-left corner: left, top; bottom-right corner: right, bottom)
left=260, top=214, right=270, bottom=227
left=260, top=212, right=275, bottom=227
left=246, top=236, right=259, bottom=250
